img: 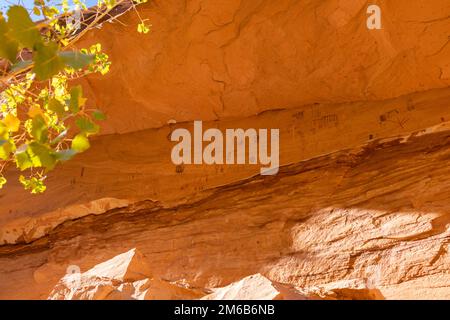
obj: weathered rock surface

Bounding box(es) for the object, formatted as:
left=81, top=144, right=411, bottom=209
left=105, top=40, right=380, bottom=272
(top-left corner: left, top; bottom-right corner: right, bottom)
left=307, top=279, right=385, bottom=300
left=76, top=0, right=450, bottom=135
left=201, top=273, right=313, bottom=300
left=2, top=130, right=450, bottom=299
left=201, top=274, right=384, bottom=300
left=1, top=0, right=450, bottom=299
left=48, top=255, right=381, bottom=300
left=49, top=248, right=203, bottom=300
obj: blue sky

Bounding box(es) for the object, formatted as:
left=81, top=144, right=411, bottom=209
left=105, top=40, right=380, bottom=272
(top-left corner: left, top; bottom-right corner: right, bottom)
left=0, top=0, right=98, bottom=19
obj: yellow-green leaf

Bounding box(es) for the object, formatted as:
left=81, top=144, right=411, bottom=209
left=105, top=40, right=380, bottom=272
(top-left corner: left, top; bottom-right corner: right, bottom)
left=33, top=7, right=41, bottom=16
left=71, top=134, right=89, bottom=152
left=3, top=114, right=20, bottom=132
left=15, top=142, right=56, bottom=170
left=7, top=6, right=42, bottom=48
left=48, top=98, right=65, bottom=117
left=0, top=175, right=6, bottom=189
left=42, top=6, right=60, bottom=19
left=33, top=42, right=64, bottom=81
left=15, top=145, right=33, bottom=170
left=0, top=140, right=13, bottom=160
left=0, top=13, right=18, bottom=62
left=69, top=85, right=86, bottom=113
left=75, top=117, right=99, bottom=135
left=137, top=22, right=151, bottom=34
left=29, top=142, right=56, bottom=169
left=30, top=115, right=48, bottom=143
left=19, top=175, right=46, bottom=194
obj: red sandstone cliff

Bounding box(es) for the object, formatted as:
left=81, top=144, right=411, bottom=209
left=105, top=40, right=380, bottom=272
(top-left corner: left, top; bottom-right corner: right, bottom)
left=0, top=0, right=450, bottom=299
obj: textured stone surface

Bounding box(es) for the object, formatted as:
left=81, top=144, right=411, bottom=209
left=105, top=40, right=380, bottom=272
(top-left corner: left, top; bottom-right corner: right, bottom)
left=75, top=0, right=450, bottom=134
left=201, top=274, right=312, bottom=300
left=48, top=248, right=202, bottom=300
left=1, top=131, right=450, bottom=299
left=0, top=0, right=450, bottom=299
left=201, top=275, right=384, bottom=300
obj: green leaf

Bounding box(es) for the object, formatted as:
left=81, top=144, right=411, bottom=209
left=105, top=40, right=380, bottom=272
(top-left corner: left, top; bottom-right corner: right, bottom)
left=19, top=175, right=46, bottom=194
left=75, top=117, right=99, bottom=135
left=102, top=0, right=117, bottom=9
left=0, top=13, right=19, bottom=62
left=71, top=134, right=90, bottom=152
left=28, top=142, right=57, bottom=170
left=59, top=51, right=94, bottom=69
left=137, top=22, right=151, bottom=34
left=0, top=140, right=13, bottom=160
left=30, top=115, right=48, bottom=143
left=33, top=7, right=41, bottom=17
left=7, top=6, right=42, bottom=48
left=69, top=85, right=85, bottom=113
left=15, top=145, right=33, bottom=170
left=15, top=142, right=56, bottom=170
left=48, top=98, right=65, bottom=117
left=33, top=42, right=64, bottom=81
left=42, top=6, right=59, bottom=19
left=0, top=123, right=7, bottom=138
left=92, top=109, right=106, bottom=120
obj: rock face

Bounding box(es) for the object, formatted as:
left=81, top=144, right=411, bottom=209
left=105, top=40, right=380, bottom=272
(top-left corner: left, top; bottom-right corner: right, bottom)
left=201, top=273, right=337, bottom=300
left=1, top=0, right=450, bottom=299
left=201, top=274, right=310, bottom=300
left=48, top=254, right=381, bottom=300
left=49, top=248, right=203, bottom=300
left=200, top=274, right=384, bottom=300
